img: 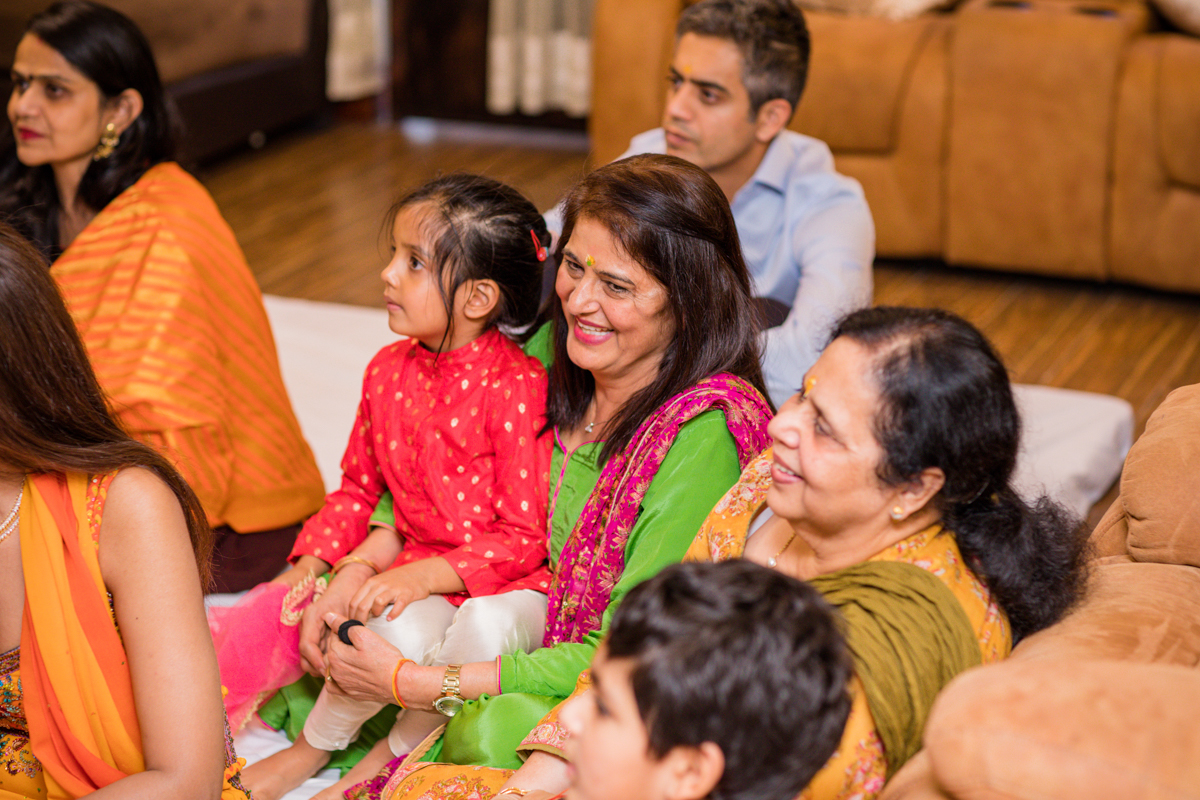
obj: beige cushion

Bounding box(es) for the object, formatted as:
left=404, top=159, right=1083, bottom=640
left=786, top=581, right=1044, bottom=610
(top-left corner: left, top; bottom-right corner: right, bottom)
left=1158, top=35, right=1200, bottom=190
left=924, top=659, right=1200, bottom=800
left=1120, top=383, right=1200, bottom=567
left=1109, top=36, right=1200, bottom=292
left=1011, top=560, right=1200, bottom=665
left=794, top=13, right=940, bottom=153
left=945, top=0, right=1148, bottom=279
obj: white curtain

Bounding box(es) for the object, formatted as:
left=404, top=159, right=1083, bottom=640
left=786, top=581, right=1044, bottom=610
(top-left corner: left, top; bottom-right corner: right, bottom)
left=326, top=0, right=391, bottom=101
left=487, top=0, right=594, bottom=118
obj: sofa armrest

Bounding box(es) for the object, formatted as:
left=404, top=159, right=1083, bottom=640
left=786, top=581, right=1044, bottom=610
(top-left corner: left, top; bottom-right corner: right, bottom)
left=1011, top=560, right=1200, bottom=665
left=921, top=658, right=1200, bottom=800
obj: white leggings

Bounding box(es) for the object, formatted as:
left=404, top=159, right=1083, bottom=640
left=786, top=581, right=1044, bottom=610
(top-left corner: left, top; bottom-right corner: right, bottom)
left=303, top=590, right=547, bottom=756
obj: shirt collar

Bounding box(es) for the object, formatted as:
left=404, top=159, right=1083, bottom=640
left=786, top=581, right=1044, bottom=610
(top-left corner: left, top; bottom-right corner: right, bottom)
left=735, top=134, right=790, bottom=201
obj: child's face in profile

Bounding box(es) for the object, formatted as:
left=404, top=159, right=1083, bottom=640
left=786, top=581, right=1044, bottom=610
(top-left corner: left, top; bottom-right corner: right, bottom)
left=562, top=648, right=673, bottom=800
left=381, top=202, right=451, bottom=350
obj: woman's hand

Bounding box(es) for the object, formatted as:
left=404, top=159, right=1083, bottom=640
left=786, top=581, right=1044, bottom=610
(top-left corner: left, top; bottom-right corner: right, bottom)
left=298, top=564, right=373, bottom=676
left=321, top=611, right=404, bottom=704
left=269, top=555, right=330, bottom=589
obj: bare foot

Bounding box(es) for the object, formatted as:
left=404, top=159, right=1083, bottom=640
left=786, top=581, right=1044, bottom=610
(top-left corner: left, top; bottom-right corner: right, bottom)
left=310, top=736, right=398, bottom=800
left=241, top=732, right=333, bottom=800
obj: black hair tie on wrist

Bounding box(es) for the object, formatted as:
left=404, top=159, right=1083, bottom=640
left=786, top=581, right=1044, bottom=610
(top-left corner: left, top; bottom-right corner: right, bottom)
left=337, top=619, right=365, bottom=645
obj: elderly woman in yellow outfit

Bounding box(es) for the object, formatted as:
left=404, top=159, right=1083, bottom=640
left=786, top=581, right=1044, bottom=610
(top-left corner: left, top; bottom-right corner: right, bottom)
left=465, top=306, right=1090, bottom=800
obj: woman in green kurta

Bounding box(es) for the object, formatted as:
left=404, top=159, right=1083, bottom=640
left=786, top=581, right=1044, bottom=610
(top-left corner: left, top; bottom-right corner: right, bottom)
left=295, top=155, right=774, bottom=798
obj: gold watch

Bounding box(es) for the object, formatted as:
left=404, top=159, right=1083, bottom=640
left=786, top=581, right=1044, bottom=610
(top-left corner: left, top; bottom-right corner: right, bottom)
left=434, top=664, right=465, bottom=717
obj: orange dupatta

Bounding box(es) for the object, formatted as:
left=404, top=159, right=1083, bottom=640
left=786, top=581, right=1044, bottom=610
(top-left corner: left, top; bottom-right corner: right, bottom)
left=20, top=473, right=142, bottom=798
left=18, top=473, right=250, bottom=799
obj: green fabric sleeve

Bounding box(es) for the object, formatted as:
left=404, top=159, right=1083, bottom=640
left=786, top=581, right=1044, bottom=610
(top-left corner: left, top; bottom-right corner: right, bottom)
left=522, top=321, right=553, bottom=371
left=369, top=490, right=394, bottom=529
left=499, top=410, right=742, bottom=697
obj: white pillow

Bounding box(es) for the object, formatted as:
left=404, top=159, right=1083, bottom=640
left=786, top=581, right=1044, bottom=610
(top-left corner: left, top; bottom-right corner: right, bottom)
left=795, top=0, right=954, bottom=21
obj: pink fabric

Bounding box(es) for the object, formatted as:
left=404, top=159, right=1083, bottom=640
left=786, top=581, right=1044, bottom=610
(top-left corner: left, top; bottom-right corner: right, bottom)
left=289, top=328, right=553, bottom=603
left=543, top=373, right=773, bottom=646
left=209, top=581, right=313, bottom=733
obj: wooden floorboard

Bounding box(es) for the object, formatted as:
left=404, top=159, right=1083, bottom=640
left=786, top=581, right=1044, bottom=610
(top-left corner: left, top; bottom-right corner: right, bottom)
left=200, top=120, right=1200, bottom=527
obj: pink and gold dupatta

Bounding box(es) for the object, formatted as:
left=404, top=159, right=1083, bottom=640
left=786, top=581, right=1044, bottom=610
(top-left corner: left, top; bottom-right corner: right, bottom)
left=543, top=373, right=772, bottom=646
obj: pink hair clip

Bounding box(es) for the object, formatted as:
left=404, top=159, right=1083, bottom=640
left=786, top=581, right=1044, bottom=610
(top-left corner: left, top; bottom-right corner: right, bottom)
left=531, top=230, right=548, bottom=262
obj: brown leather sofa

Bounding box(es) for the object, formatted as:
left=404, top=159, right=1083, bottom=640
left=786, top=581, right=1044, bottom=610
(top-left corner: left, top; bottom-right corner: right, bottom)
left=590, top=0, right=1200, bottom=292
left=0, top=0, right=328, bottom=164
left=878, top=381, right=1200, bottom=799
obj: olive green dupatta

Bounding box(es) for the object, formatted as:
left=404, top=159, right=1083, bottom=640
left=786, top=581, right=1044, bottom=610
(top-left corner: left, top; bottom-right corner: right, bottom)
left=810, top=561, right=981, bottom=776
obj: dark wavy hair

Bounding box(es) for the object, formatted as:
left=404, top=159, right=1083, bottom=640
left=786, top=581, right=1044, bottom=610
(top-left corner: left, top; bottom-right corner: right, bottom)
left=831, top=306, right=1089, bottom=642
left=606, top=560, right=852, bottom=800
left=383, top=173, right=548, bottom=350
left=545, top=153, right=769, bottom=465
left=677, top=0, right=810, bottom=118
left=0, top=0, right=180, bottom=257
left=0, top=221, right=212, bottom=587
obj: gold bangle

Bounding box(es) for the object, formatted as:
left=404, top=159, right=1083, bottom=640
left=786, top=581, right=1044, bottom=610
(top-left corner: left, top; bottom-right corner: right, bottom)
left=495, top=789, right=530, bottom=798
left=391, top=657, right=414, bottom=708
left=332, top=555, right=381, bottom=575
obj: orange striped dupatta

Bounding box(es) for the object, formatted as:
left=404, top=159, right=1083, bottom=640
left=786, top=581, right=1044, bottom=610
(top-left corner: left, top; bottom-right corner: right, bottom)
left=19, top=473, right=142, bottom=798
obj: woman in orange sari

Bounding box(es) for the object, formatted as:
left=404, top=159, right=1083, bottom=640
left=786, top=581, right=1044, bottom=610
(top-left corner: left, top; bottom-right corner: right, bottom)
left=1, top=0, right=324, bottom=592
left=0, top=223, right=249, bottom=798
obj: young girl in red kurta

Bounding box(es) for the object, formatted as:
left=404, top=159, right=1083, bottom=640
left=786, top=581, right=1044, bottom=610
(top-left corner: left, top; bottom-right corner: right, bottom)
left=225, top=175, right=555, bottom=800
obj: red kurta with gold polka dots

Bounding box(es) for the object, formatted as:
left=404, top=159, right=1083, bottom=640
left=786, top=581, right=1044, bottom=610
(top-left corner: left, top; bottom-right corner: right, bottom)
left=289, top=328, right=551, bottom=603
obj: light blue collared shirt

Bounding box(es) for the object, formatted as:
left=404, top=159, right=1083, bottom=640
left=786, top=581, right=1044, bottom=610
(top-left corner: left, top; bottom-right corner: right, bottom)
left=623, top=129, right=875, bottom=407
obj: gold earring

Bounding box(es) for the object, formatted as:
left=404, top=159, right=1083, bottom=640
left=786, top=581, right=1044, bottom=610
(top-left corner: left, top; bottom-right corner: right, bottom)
left=93, top=123, right=119, bottom=161
left=890, top=505, right=904, bottom=521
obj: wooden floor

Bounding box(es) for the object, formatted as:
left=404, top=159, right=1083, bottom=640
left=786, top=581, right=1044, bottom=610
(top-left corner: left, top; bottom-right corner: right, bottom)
left=201, top=120, right=1200, bottom=524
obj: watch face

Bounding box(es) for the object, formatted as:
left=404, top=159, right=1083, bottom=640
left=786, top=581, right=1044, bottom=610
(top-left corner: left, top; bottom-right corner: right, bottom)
left=434, top=695, right=465, bottom=717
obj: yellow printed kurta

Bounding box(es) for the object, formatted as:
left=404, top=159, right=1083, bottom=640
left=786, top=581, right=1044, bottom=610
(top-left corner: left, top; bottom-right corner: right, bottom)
left=52, top=163, right=324, bottom=531
left=688, top=448, right=1011, bottom=800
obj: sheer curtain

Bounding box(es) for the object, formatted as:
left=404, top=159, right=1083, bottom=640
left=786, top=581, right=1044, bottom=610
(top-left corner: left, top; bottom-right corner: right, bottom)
left=487, top=0, right=595, bottom=117
left=326, top=0, right=391, bottom=101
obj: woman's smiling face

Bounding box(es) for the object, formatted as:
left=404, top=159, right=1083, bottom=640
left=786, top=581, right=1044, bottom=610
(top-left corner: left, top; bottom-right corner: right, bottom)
left=765, top=337, right=897, bottom=537
left=556, top=216, right=676, bottom=392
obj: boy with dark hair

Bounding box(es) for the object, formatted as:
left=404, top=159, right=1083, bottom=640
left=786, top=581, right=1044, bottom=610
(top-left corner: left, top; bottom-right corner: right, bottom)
left=558, top=560, right=852, bottom=800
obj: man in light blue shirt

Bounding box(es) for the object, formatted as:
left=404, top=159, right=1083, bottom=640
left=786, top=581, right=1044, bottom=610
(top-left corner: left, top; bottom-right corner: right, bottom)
left=553, top=0, right=874, bottom=406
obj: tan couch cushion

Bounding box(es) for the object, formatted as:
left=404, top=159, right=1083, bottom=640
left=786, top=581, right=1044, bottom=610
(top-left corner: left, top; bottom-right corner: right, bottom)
left=793, top=13, right=939, bottom=153
left=945, top=0, right=1147, bottom=279
left=1011, top=560, right=1200, bottom=665
left=1119, top=383, right=1200, bottom=567
left=1158, top=36, right=1200, bottom=191
left=1109, top=35, right=1200, bottom=292
left=924, top=659, right=1200, bottom=800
